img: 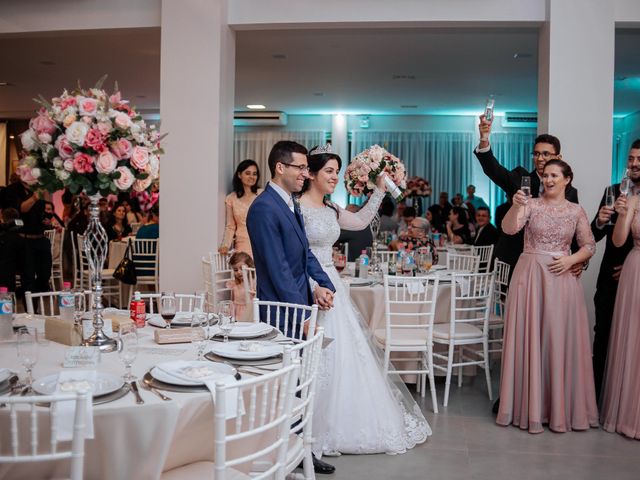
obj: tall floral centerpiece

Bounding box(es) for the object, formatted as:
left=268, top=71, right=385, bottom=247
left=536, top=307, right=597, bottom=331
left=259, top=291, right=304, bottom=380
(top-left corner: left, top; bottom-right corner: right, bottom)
left=405, top=175, right=432, bottom=214
left=345, top=144, right=406, bottom=271
left=17, top=77, right=163, bottom=352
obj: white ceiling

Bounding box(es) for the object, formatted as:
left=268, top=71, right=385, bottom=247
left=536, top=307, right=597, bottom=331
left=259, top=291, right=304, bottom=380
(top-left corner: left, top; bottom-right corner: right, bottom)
left=0, top=26, right=638, bottom=118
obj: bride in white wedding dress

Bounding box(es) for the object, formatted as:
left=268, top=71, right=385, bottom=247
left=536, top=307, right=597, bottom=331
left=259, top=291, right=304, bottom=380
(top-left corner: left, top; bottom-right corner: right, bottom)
left=298, top=147, right=431, bottom=458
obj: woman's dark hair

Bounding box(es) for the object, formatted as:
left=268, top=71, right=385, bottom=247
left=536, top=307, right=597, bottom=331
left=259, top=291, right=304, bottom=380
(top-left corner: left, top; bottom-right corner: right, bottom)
left=229, top=251, right=255, bottom=269
left=108, top=202, right=130, bottom=229
left=233, top=159, right=260, bottom=198
left=451, top=206, right=469, bottom=225
left=380, top=197, right=395, bottom=217
left=300, top=150, right=343, bottom=216
left=543, top=159, right=573, bottom=186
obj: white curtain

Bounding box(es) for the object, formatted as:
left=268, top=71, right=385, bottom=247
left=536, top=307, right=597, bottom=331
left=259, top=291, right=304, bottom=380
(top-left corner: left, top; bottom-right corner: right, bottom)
left=351, top=131, right=475, bottom=206
left=234, top=130, right=327, bottom=185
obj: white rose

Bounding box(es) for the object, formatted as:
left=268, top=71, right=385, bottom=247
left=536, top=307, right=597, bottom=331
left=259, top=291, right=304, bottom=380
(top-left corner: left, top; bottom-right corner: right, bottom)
left=114, top=166, right=135, bottom=190
left=55, top=169, right=70, bottom=181
left=53, top=158, right=63, bottom=169
left=20, top=129, right=38, bottom=151
left=148, top=154, right=160, bottom=178
left=31, top=168, right=41, bottom=179
left=133, top=176, right=153, bottom=192
left=37, top=133, right=52, bottom=144
left=23, top=155, right=37, bottom=168
left=113, top=112, right=132, bottom=129
left=63, top=159, right=74, bottom=172
left=96, top=151, right=118, bottom=174
left=65, top=121, right=90, bottom=146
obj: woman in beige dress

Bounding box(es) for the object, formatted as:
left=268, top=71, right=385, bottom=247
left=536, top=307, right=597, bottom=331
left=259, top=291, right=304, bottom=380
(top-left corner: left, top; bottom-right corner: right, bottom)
left=219, top=160, right=262, bottom=257
left=497, top=160, right=598, bottom=433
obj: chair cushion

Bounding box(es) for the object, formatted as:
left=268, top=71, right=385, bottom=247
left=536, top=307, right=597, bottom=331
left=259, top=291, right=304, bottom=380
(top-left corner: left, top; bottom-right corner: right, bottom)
left=433, top=323, right=483, bottom=340
left=161, top=461, right=251, bottom=480
left=374, top=328, right=428, bottom=347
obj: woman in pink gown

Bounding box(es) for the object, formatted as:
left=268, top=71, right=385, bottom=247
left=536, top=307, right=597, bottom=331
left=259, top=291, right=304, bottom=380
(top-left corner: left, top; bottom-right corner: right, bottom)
left=497, top=160, right=598, bottom=433
left=600, top=192, right=640, bottom=439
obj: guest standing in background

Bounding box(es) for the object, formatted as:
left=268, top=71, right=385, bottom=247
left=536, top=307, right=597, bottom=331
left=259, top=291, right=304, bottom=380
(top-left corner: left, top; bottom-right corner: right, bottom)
left=378, top=196, right=399, bottom=233
left=465, top=184, right=489, bottom=210
left=446, top=206, right=472, bottom=244
left=219, top=159, right=262, bottom=257
left=600, top=182, right=640, bottom=440
left=497, top=160, right=597, bottom=434
left=428, top=192, right=452, bottom=233
left=590, top=141, right=639, bottom=400
left=226, top=252, right=255, bottom=322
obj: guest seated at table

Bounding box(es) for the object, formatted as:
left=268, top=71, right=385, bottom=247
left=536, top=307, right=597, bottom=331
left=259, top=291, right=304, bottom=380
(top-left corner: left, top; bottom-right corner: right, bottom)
left=42, top=201, right=64, bottom=231
left=337, top=204, right=374, bottom=262
left=134, top=206, right=159, bottom=277
left=397, top=206, right=417, bottom=236
left=446, top=206, right=473, bottom=244
left=118, top=194, right=144, bottom=225
left=473, top=206, right=499, bottom=246
left=226, top=252, right=255, bottom=321
left=105, top=203, right=132, bottom=241
left=428, top=192, right=452, bottom=232
left=452, top=193, right=465, bottom=207
left=395, top=216, right=433, bottom=250
left=378, top=196, right=399, bottom=233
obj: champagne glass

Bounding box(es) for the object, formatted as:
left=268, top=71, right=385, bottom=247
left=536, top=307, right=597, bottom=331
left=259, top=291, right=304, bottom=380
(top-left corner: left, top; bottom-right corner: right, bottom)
left=118, top=324, right=138, bottom=382
left=605, top=186, right=616, bottom=225
left=73, top=289, right=85, bottom=325
left=620, top=175, right=632, bottom=197
left=218, top=300, right=235, bottom=343
left=521, top=176, right=531, bottom=200
left=334, top=253, right=347, bottom=273
left=423, top=250, right=433, bottom=272
left=160, top=292, right=177, bottom=329
left=191, top=312, right=209, bottom=360
left=16, top=328, right=39, bottom=392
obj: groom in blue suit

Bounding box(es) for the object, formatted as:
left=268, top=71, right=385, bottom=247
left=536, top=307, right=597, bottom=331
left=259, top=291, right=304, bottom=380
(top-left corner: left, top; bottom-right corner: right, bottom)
left=247, top=140, right=335, bottom=335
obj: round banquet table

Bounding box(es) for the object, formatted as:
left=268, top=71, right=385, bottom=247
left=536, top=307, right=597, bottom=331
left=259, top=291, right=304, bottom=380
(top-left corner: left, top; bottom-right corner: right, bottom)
left=0, top=316, right=272, bottom=480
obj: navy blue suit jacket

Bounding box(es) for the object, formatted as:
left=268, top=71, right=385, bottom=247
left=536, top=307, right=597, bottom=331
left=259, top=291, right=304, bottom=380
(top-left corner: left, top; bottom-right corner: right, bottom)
left=246, top=183, right=335, bottom=331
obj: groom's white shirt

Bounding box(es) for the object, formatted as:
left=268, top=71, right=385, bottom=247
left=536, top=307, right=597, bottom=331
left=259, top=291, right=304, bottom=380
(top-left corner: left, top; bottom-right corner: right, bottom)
left=269, top=181, right=295, bottom=213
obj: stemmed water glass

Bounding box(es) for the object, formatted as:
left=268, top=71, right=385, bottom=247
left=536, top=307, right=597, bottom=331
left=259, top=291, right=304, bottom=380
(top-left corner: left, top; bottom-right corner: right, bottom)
left=118, top=324, right=138, bottom=382
left=191, top=311, right=209, bottom=360
left=218, top=301, right=235, bottom=343
left=16, top=328, right=39, bottom=393
left=160, top=292, right=177, bottom=329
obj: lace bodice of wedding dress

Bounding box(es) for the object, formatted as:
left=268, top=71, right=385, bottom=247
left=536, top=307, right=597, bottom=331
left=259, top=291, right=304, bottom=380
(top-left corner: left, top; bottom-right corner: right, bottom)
left=301, top=188, right=385, bottom=264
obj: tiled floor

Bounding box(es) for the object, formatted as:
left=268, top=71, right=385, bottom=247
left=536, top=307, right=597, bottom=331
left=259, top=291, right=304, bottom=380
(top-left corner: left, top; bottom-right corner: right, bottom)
left=318, top=374, right=640, bottom=480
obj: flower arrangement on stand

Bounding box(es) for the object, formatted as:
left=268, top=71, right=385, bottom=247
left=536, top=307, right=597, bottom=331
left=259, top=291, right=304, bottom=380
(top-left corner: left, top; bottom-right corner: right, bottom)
left=405, top=176, right=432, bottom=198
left=344, top=144, right=406, bottom=200
left=17, top=76, right=164, bottom=352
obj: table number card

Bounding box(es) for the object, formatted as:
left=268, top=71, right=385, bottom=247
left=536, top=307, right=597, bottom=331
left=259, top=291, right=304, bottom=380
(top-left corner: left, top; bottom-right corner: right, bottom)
left=63, top=346, right=101, bottom=368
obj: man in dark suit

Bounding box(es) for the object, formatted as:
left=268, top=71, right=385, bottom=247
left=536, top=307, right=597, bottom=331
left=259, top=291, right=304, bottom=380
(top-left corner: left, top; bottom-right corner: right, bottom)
left=474, top=115, right=579, bottom=273
left=590, top=139, right=640, bottom=400
left=473, top=206, right=499, bottom=247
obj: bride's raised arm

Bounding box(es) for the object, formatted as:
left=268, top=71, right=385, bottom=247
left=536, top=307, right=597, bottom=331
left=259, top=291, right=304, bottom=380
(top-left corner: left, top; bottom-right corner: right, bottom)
left=337, top=187, right=386, bottom=231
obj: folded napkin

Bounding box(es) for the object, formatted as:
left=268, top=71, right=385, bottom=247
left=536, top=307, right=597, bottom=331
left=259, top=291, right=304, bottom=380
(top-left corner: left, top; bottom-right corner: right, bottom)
left=44, top=317, right=83, bottom=346
left=405, top=279, right=426, bottom=295
left=54, top=370, right=96, bottom=442
left=453, top=276, right=471, bottom=296
left=155, top=361, right=243, bottom=419
left=147, top=313, right=193, bottom=328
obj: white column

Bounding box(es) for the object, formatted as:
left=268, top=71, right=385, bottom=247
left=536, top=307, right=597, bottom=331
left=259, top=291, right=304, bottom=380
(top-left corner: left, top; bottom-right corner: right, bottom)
left=331, top=114, right=349, bottom=208
left=160, top=0, right=235, bottom=292
left=537, top=0, right=615, bottom=325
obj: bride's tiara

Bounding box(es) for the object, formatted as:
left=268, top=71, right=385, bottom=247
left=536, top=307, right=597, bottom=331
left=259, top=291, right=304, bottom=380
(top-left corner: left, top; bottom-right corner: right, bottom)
left=309, top=143, right=333, bottom=156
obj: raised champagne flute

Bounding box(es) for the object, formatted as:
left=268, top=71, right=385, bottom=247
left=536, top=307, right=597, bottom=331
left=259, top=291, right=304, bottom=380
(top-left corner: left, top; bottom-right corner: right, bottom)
left=521, top=176, right=531, bottom=200
left=620, top=171, right=632, bottom=197
left=160, top=292, right=177, bottom=329
left=605, top=186, right=616, bottom=226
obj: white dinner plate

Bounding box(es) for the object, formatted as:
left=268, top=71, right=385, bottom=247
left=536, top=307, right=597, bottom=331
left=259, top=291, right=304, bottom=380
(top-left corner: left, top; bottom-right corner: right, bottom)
left=429, top=265, right=447, bottom=271
left=210, top=322, right=273, bottom=339
left=32, top=372, right=124, bottom=397
left=150, top=361, right=236, bottom=386
left=209, top=341, right=283, bottom=360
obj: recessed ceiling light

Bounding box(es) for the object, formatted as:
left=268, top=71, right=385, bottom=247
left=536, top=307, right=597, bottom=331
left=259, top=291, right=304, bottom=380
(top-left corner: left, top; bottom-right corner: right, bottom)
left=39, top=60, right=56, bottom=66
left=0, top=82, right=14, bottom=87
left=246, top=104, right=266, bottom=110
left=271, top=54, right=287, bottom=60
left=9, top=135, right=15, bottom=139
left=392, top=75, right=416, bottom=80
left=513, top=53, right=533, bottom=59
left=401, top=105, right=418, bottom=109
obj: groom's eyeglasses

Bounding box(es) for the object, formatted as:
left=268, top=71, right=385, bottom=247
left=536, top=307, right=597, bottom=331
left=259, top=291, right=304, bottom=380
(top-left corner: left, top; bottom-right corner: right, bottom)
left=281, top=162, right=310, bottom=173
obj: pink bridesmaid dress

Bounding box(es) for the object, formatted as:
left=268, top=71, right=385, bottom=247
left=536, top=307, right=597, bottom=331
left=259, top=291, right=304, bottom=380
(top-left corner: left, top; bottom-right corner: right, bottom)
left=600, top=204, right=640, bottom=439
left=497, top=198, right=598, bottom=433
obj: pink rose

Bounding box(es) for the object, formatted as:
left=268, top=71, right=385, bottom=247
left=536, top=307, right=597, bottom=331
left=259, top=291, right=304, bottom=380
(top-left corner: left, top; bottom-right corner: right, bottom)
left=82, top=116, right=92, bottom=124
left=113, top=112, right=131, bottom=129
left=73, top=152, right=95, bottom=174
left=84, top=127, right=106, bottom=152
left=78, top=97, right=98, bottom=116
left=37, top=133, right=52, bottom=144
left=63, top=159, right=74, bottom=172
left=55, top=135, right=75, bottom=159
left=96, top=121, right=112, bottom=136
left=130, top=146, right=149, bottom=171
left=95, top=151, right=117, bottom=174
left=114, top=166, right=135, bottom=191
left=16, top=165, right=38, bottom=185
left=109, top=91, right=121, bottom=105
left=133, top=176, right=152, bottom=192
left=110, top=138, right=132, bottom=159
left=29, top=112, right=57, bottom=135
left=60, top=97, right=77, bottom=110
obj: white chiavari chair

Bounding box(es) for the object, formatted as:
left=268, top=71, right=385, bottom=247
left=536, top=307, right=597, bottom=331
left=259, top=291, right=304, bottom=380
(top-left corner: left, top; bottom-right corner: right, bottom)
left=131, top=238, right=159, bottom=294
left=241, top=266, right=257, bottom=312
left=160, top=360, right=300, bottom=480
left=488, top=259, right=511, bottom=358
left=213, top=252, right=230, bottom=272
left=252, top=299, right=317, bottom=342
left=446, top=252, right=480, bottom=273
left=471, top=244, right=494, bottom=273
left=432, top=271, right=495, bottom=406
left=283, top=328, right=324, bottom=480
left=70, top=232, right=82, bottom=291
left=25, top=290, right=94, bottom=316
left=202, top=253, right=233, bottom=313
left=44, top=229, right=64, bottom=290
left=137, top=292, right=205, bottom=314
left=374, top=274, right=440, bottom=413
left=375, top=250, right=398, bottom=266
left=0, top=391, right=89, bottom=480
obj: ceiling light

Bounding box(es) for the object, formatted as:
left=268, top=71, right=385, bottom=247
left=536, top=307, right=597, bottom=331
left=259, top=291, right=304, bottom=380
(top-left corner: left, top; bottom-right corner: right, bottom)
left=392, top=75, right=416, bottom=80
left=513, top=53, right=533, bottom=59
left=9, top=135, right=15, bottom=139
left=271, top=54, right=287, bottom=59
left=0, top=82, right=13, bottom=87
left=401, top=105, right=418, bottom=109
left=246, top=104, right=266, bottom=110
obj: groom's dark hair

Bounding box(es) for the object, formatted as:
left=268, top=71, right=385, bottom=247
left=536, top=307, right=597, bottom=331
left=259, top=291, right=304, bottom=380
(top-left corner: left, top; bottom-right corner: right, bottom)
left=268, top=141, right=308, bottom=177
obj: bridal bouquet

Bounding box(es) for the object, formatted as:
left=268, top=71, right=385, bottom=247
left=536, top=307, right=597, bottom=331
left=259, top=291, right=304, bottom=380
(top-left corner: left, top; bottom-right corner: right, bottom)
left=17, top=77, right=163, bottom=196
left=405, top=176, right=432, bottom=197
left=345, top=144, right=406, bottom=198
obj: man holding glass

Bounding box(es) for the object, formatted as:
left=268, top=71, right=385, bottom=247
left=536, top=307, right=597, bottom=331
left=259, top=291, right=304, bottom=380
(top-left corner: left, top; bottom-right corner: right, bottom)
left=474, top=115, right=579, bottom=270
left=590, top=139, right=640, bottom=400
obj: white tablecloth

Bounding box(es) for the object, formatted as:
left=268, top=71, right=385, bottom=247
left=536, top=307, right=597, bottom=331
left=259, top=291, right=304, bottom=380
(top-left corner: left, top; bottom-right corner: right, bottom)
left=0, top=316, right=242, bottom=480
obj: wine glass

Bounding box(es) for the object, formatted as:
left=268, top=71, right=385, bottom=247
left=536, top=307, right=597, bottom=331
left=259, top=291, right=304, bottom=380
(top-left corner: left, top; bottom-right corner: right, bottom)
left=191, top=312, right=209, bottom=360
left=521, top=176, right=531, bottom=200
left=160, top=292, right=177, bottom=329
left=334, top=253, right=347, bottom=273
left=605, top=186, right=616, bottom=225
left=118, top=324, right=138, bottom=382
left=218, top=301, right=235, bottom=343
left=16, top=328, right=39, bottom=392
